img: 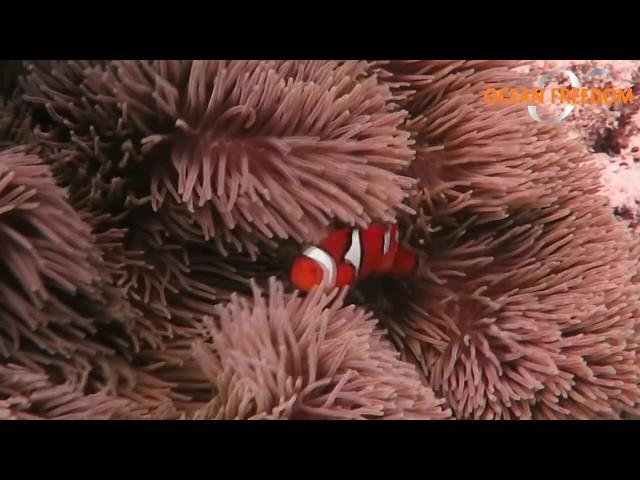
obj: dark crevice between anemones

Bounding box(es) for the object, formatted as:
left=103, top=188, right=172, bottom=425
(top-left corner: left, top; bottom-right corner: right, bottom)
left=345, top=274, right=417, bottom=354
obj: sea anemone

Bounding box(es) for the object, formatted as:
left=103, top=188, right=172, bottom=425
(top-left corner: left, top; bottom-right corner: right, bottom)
left=1, top=60, right=639, bottom=420
left=18, top=60, right=415, bottom=258
left=0, top=362, right=131, bottom=420
left=403, top=206, right=640, bottom=419
left=15, top=59, right=416, bottom=344
left=0, top=148, right=131, bottom=418
left=381, top=61, right=577, bottom=239
left=191, top=278, right=450, bottom=419
left=0, top=147, right=208, bottom=419
left=0, top=148, right=102, bottom=356
left=381, top=60, right=640, bottom=419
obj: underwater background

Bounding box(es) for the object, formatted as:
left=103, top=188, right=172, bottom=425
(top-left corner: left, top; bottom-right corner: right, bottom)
left=0, top=60, right=639, bottom=420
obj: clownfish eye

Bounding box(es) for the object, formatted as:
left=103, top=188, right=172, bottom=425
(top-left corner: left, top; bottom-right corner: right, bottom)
left=290, top=256, right=324, bottom=292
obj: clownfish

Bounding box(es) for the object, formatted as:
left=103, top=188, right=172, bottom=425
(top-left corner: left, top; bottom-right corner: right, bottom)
left=290, top=223, right=417, bottom=292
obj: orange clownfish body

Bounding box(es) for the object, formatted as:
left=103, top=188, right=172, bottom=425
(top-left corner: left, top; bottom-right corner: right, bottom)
left=290, top=223, right=417, bottom=292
